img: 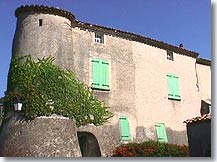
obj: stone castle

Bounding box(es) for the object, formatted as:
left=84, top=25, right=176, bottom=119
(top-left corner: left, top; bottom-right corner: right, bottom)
left=0, top=5, right=211, bottom=157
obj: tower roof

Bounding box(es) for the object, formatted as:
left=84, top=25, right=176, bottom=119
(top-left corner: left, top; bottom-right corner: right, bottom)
left=15, top=5, right=76, bottom=22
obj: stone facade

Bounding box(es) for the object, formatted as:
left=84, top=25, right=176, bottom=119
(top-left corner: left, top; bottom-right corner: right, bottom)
left=0, top=113, right=81, bottom=157
left=7, top=5, right=211, bottom=156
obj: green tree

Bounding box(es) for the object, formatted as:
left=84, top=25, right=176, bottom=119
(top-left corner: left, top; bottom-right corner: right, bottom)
left=5, top=55, right=113, bottom=127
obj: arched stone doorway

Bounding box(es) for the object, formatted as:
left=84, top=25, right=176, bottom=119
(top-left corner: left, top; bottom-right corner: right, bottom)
left=77, top=131, right=101, bottom=157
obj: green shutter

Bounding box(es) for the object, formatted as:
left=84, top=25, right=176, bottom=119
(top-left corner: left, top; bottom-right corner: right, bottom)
left=167, top=74, right=181, bottom=100
left=155, top=123, right=168, bottom=143
left=120, top=116, right=131, bottom=141
left=173, top=75, right=180, bottom=99
left=92, top=58, right=110, bottom=90
left=102, top=60, right=110, bottom=90
left=92, top=59, right=101, bottom=88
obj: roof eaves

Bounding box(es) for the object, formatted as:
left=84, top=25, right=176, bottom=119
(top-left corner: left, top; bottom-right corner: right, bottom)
left=74, top=21, right=199, bottom=58
left=15, top=5, right=76, bottom=23
left=183, top=114, right=211, bottom=124
left=196, top=58, right=211, bottom=66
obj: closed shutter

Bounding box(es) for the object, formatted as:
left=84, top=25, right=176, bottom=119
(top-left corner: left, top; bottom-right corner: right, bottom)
left=173, top=75, right=180, bottom=99
left=92, top=59, right=101, bottom=89
left=155, top=123, right=168, bottom=143
left=92, top=58, right=110, bottom=90
left=102, top=60, right=109, bottom=90
left=167, top=74, right=181, bottom=100
left=120, top=116, right=131, bottom=141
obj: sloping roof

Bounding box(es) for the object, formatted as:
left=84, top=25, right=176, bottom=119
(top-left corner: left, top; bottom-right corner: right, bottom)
left=196, top=58, right=211, bottom=66
left=74, top=21, right=199, bottom=58
left=15, top=5, right=199, bottom=58
left=183, top=114, right=211, bottom=124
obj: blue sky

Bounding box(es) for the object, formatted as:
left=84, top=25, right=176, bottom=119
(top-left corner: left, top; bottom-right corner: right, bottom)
left=0, top=0, right=211, bottom=97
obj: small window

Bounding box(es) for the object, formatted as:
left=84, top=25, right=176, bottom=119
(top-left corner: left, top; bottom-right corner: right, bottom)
left=95, top=33, right=104, bottom=44
left=155, top=123, right=168, bottom=143
left=92, top=58, right=110, bottom=90
left=119, top=116, right=131, bottom=141
left=200, top=100, right=211, bottom=115
left=167, top=74, right=181, bottom=100
left=39, top=19, right=43, bottom=26
left=167, top=50, right=174, bottom=61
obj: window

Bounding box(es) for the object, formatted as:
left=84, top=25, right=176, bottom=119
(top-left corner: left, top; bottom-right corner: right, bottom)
left=155, top=123, right=168, bottom=143
left=39, top=19, right=43, bottom=26
left=92, top=58, right=110, bottom=90
left=95, top=33, right=104, bottom=44
left=119, top=116, right=131, bottom=141
left=167, top=50, right=174, bottom=61
left=167, top=74, right=181, bottom=100
left=200, top=100, right=211, bottom=115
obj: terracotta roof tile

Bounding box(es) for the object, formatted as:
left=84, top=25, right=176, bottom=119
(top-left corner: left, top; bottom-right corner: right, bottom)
left=15, top=5, right=76, bottom=22
left=183, top=114, right=211, bottom=124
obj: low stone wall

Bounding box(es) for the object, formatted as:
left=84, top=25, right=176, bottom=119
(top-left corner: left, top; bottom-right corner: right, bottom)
left=78, top=124, right=120, bottom=156
left=0, top=113, right=81, bottom=157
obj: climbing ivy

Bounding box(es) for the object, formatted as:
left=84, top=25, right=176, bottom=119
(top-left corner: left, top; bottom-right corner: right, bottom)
left=5, top=55, right=113, bottom=127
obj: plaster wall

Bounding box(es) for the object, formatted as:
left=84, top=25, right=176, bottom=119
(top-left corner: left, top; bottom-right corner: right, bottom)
left=132, top=42, right=201, bottom=144
left=196, top=64, right=211, bottom=103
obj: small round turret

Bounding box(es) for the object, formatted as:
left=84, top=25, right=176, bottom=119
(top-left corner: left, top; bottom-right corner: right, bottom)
left=12, top=5, right=76, bottom=69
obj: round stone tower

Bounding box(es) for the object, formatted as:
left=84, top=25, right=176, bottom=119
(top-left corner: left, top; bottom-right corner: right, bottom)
left=12, top=5, right=76, bottom=69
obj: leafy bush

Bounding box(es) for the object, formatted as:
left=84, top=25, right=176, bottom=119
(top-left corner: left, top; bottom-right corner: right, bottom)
left=111, top=140, right=189, bottom=157
left=4, top=55, right=113, bottom=127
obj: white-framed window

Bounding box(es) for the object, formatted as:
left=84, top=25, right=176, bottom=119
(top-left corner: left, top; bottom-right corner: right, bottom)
left=95, top=33, right=104, bottom=44
left=167, top=50, right=174, bottom=61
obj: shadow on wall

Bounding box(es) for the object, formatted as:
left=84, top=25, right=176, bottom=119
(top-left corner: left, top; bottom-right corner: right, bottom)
left=135, top=126, right=188, bottom=146
left=77, top=131, right=101, bottom=157
left=166, top=127, right=188, bottom=145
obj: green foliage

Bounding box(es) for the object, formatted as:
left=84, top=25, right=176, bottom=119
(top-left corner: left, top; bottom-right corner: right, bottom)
left=4, top=55, right=113, bottom=127
left=111, top=140, right=189, bottom=157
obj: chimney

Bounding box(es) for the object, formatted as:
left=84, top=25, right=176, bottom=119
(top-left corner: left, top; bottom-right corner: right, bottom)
left=179, top=43, right=184, bottom=49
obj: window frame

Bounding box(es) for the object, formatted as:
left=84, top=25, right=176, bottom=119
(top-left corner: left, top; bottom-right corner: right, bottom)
left=167, top=50, right=174, bottom=61
left=94, top=33, right=104, bottom=44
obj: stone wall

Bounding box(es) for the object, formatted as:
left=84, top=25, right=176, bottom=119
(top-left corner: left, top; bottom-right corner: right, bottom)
left=71, top=27, right=138, bottom=141
left=12, top=12, right=73, bottom=70
left=78, top=124, right=121, bottom=156
left=9, top=5, right=211, bottom=156
left=0, top=113, right=81, bottom=157
left=71, top=25, right=201, bottom=146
